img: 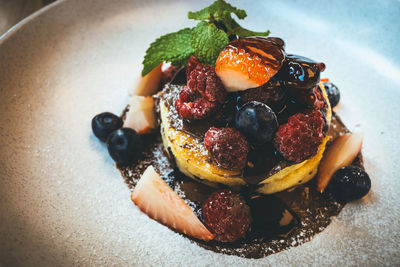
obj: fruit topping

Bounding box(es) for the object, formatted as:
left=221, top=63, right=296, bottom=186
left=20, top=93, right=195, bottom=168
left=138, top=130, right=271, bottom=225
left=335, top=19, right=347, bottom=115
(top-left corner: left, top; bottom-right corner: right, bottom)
left=215, top=37, right=286, bottom=92
left=124, top=95, right=156, bottom=134
left=161, top=65, right=181, bottom=85
left=317, top=133, right=363, bottom=193
left=313, top=86, right=325, bottom=110
left=329, top=166, right=371, bottom=202
left=274, top=109, right=324, bottom=162
left=202, top=189, right=251, bottom=242
left=238, top=78, right=286, bottom=112
left=175, top=57, right=226, bottom=119
left=278, top=54, right=325, bottom=106
left=187, top=60, right=226, bottom=103
left=107, top=128, right=143, bottom=165
left=204, top=127, right=249, bottom=170
left=186, top=55, right=201, bottom=79
left=235, top=101, right=279, bottom=145
left=130, top=63, right=162, bottom=96
left=92, top=112, right=123, bottom=142
left=280, top=54, right=325, bottom=91
left=323, top=82, right=340, bottom=108
left=131, top=166, right=214, bottom=241
left=175, top=86, right=217, bottom=119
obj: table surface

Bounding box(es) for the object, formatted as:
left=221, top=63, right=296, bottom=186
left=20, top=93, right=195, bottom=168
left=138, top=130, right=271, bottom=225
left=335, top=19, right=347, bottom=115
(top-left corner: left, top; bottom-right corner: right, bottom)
left=0, top=0, right=56, bottom=36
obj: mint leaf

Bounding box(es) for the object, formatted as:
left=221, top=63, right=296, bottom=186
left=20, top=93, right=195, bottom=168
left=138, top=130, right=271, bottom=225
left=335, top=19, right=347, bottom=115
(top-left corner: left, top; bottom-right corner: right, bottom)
left=188, top=0, right=246, bottom=22
left=191, top=21, right=229, bottom=65
left=225, top=18, right=270, bottom=38
left=141, top=28, right=194, bottom=76
left=188, top=0, right=269, bottom=38
left=141, top=0, right=271, bottom=76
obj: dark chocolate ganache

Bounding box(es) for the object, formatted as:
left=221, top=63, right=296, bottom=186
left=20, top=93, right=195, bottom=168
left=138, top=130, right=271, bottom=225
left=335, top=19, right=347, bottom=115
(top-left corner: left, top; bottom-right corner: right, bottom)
left=117, top=96, right=363, bottom=259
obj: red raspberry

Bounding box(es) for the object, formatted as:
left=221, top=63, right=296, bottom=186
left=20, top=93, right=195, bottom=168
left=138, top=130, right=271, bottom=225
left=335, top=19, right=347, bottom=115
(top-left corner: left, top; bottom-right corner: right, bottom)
left=204, top=127, right=249, bottom=170
left=175, top=86, right=219, bottom=119
left=274, top=109, right=324, bottom=162
left=314, top=86, right=325, bottom=109
left=161, top=65, right=180, bottom=85
left=186, top=55, right=201, bottom=78
left=202, top=190, right=251, bottom=242
left=175, top=56, right=226, bottom=119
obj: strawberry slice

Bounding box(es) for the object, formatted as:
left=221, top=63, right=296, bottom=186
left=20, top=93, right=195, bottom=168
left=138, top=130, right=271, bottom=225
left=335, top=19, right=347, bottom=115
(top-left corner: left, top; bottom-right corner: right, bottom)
left=124, top=95, right=156, bottom=134
left=131, top=166, right=214, bottom=242
left=130, top=63, right=162, bottom=96
left=215, top=37, right=285, bottom=92
left=317, top=134, right=363, bottom=193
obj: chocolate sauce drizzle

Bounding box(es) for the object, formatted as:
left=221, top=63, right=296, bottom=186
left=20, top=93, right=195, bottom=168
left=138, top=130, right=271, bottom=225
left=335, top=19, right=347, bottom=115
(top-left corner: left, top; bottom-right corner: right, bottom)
left=227, top=37, right=286, bottom=70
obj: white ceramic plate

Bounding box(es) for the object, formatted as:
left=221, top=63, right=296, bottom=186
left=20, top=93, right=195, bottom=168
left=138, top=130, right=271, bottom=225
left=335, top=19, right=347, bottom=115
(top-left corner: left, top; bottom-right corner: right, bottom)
left=1, top=0, right=399, bottom=265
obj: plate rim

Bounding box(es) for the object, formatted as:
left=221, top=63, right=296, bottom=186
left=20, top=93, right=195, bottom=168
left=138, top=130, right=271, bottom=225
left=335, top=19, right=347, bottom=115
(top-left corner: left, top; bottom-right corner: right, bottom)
left=0, top=0, right=67, bottom=44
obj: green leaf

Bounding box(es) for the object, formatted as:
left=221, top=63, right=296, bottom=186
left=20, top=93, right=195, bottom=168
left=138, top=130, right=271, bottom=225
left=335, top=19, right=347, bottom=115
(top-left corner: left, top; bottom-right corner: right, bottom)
left=191, top=21, right=229, bottom=65
left=225, top=18, right=270, bottom=38
left=141, top=28, right=194, bottom=76
left=188, top=0, right=246, bottom=22
left=187, top=0, right=269, bottom=39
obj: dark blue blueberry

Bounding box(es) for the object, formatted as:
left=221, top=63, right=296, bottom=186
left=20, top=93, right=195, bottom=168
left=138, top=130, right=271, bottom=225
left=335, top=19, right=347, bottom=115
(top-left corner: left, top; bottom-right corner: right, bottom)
left=107, top=128, right=143, bottom=165
left=92, top=112, right=123, bottom=142
left=279, top=54, right=324, bottom=91
left=235, top=101, right=278, bottom=145
left=330, top=166, right=371, bottom=202
left=323, top=82, right=340, bottom=108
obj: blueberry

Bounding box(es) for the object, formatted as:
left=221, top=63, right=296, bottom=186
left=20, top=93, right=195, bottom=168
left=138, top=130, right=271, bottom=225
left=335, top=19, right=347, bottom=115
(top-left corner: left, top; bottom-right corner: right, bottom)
left=279, top=54, right=324, bottom=91
left=107, top=128, right=143, bottom=165
left=235, top=101, right=279, bottom=145
left=323, top=82, right=340, bottom=108
left=92, top=112, right=123, bottom=142
left=330, top=166, right=371, bottom=202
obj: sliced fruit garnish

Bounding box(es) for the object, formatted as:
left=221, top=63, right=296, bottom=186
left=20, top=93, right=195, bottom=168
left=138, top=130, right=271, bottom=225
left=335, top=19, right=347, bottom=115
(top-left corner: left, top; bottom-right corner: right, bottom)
left=124, top=95, right=156, bottom=134
left=317, top=134, right=363, bottom=193
left=130, top=64, right=162, bottom=96
left=215, top=37, right=285, bottom=92
left=131, top=166, right=214, bottom=242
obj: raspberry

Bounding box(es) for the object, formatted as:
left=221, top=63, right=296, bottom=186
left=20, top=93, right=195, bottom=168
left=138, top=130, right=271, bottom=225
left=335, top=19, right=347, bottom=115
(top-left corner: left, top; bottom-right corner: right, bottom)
left=314, top=86, right=325, bottom=109
left=186, top=55, right=201, bottom=78
left=202, top=190, right=251, bottom=242
left=204, top=127, right=249, bottom=170
left=274, top=109, right=324, bottom=162
left=187, top=64, right=226, bottom=103
left=175, top=86, right=219, bottom=119
left=161, top=65, right=180, bottom=85
left=175, top=57, right=226, bottom=120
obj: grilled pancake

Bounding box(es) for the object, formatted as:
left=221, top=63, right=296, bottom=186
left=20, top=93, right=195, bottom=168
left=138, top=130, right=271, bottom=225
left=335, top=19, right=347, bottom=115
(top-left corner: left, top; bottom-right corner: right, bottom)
left=159, top=83, right=332, bottom=193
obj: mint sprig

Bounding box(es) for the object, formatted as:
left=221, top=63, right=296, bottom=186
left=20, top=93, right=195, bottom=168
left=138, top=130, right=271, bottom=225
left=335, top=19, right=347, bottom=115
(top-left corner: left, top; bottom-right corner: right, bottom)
left=187, top=0, right=246, bottom=21
left=224, top=18, right=270, bottom=38
left=141, top=0, right=270, bottom=76
left=191, top=21, right=229, bottom=65
left=141, top=28, right=194, bottom=76
left=188, top=0, right=270, bottom=38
